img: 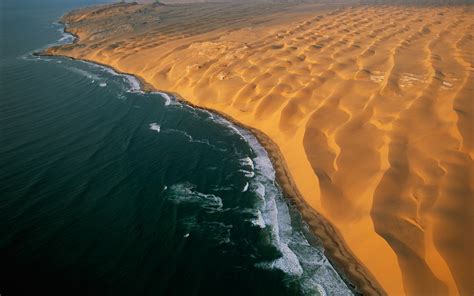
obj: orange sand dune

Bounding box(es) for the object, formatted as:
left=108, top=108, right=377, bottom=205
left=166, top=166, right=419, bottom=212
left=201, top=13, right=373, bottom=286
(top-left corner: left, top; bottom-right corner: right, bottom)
left=46, top=2, right=474, bottom=295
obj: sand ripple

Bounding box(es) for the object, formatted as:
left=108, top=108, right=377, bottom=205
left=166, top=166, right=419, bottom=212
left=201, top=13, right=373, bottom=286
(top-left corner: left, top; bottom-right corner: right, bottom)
left=47, top=2, right=474, bottom=295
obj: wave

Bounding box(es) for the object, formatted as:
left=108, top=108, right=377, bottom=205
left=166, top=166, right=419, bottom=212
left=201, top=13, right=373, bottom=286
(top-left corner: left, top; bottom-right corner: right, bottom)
left=25, top=22, right=142, bottom=94
left=52, top=22, right=77, bottom=45
left=239, top=156, right=255, bottom=171
left=257, top=240, right=304, bottom=276
left=239, top=169, right=255, bottom=178
left=65, top=67, right=101, bottom=81
left=166, top=182, right=223, bottom=213
left=251, top=210, right=266, bottom=228
left=151, top=91, right=176, bottom=106
left=149, top=123, right=161, bottom=133
left=203, top=112, right=352, bottom=295
left=239, top=157, right=255, bottom=178
left=77, top=60, right=141, bottom=93
left=57, top=31, right=75, bottom=45
left=162, top=128, right=226, bottom=152
left=242, top=182, right=249, bottom=193
left=20, top=22, right=76, bottom=61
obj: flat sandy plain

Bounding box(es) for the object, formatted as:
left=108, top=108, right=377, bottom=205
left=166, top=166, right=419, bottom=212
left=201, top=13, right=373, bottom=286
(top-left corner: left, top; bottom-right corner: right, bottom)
left=46, top=1, right=473, bottom=295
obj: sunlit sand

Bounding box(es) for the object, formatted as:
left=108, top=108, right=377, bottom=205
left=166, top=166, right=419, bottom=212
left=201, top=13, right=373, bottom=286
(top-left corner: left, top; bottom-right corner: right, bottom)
left=46, top=1, right=474, bottom=295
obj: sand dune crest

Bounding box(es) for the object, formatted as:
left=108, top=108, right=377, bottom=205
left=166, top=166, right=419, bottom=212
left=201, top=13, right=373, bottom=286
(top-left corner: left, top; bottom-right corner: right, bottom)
left=46, top=2, right=474, bottom=295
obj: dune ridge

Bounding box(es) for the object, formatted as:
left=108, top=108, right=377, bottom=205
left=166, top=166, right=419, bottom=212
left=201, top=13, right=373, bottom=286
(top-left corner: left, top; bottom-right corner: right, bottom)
left=45, top=2, right=473, bottom=295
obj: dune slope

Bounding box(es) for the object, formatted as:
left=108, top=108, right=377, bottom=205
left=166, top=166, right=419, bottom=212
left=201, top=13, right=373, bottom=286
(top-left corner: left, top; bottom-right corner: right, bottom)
left=46, top=2, right=474, bottom=295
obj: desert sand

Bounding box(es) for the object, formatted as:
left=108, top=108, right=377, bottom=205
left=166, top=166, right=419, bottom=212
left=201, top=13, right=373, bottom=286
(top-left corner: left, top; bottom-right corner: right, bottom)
left=45, top=1, right=473, bottom=295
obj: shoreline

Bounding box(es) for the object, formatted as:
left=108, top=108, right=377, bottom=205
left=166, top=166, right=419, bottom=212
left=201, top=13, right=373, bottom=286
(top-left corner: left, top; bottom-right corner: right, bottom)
left=39, top=25, right=385, bottom=295
left=174, top=97, right=386, bottom=296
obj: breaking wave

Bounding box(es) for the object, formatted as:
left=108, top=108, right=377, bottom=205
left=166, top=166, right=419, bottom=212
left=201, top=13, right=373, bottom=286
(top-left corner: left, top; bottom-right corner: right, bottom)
left=166, top=182, right=223, bottom=213
left=202, top=110, right=353, bottom=295
left=149, top=123, right=161, bottom=133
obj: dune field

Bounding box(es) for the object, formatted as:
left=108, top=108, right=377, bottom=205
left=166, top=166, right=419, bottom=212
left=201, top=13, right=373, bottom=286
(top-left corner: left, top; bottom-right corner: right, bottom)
left=45, top=1, right=473, bottom=295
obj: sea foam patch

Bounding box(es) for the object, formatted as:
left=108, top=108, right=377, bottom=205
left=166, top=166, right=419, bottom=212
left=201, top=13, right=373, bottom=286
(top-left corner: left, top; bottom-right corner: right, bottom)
left=57, top=32, right=75, bottom=44
left=251, top=210, right=266, bottom=229
left=123, top=74, right=141, bottom=92
left=166, top=182, right=223, bottom=212
left=77, top=60, right=141, bottom=93
left=163, top=128, right=225, bottom=151
left=149, top=123, right=161, bottom=133
left=66, top=67, right=101, bottom=81
left=242, top=182, right=249, bottom=193
left=155, top=92, right=173, bottom=106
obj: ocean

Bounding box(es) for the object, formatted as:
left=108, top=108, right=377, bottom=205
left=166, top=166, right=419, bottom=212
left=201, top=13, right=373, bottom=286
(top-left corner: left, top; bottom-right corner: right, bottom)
left=0, top=1, right=352, bottom=295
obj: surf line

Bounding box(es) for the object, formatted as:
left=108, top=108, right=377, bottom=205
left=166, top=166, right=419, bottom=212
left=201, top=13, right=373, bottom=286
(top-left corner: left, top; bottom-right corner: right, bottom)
left=36, top=21, right=380, bottom=296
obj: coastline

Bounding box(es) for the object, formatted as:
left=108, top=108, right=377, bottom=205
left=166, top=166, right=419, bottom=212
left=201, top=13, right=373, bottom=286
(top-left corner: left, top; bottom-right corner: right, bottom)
left=39, top=25, right=385, bottom=296
left=166, top=95, right=386, bottom=296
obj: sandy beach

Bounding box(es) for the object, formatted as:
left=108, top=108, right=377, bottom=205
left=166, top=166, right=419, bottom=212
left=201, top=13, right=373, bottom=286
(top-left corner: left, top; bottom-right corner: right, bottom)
left=45, top=1, right=473, bottom=295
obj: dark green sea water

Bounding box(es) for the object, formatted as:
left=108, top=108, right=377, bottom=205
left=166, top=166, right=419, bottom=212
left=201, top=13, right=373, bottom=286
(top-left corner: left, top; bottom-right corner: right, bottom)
left=0, top=1, right=352, bottom=295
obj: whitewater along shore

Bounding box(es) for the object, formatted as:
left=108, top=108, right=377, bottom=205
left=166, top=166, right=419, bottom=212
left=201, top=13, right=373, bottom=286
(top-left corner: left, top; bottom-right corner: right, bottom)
left=44, top=1, right=473, bottom=295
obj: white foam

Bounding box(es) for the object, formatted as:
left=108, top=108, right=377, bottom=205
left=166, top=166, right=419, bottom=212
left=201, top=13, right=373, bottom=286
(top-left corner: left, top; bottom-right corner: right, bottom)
left=21, top=23, right=76, bottom=63
left=79, top=60, right=142, bottom=93
left=254, top=182, right=266, bottom=202
left=240, top=156, right=255, bottom=171
left=123, top=74, right=141, bottom=92
left=53, top=22, right=77, bottom=44
left=167, top=129, right=195, bottom=142
left=315, top=283, right=328, bottom=296
left=259, top=242, right=304, bottom=276
left=67, top=67, right=100, bottom=81
left=149, top=123, right=161, bottom=133
left=206, top=117, right=353, bottom=295
left=251, top=210, right=266, bottom=229
left=157, top=92, right=172, bottom=106
left=167, top=182, right=223, bottom=212
left=207, top=115, right=244, bottom=138
left=156, top=92, right=183, bottom=107
left=57, top=32, right=75, bottom=44
left=242, top=182, right=249, bottom=193
left=165, top=128, right=221, bottom=151
left=196, top=116, right=307, bottom=278
left=239, top=169, right=255, bottom=178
